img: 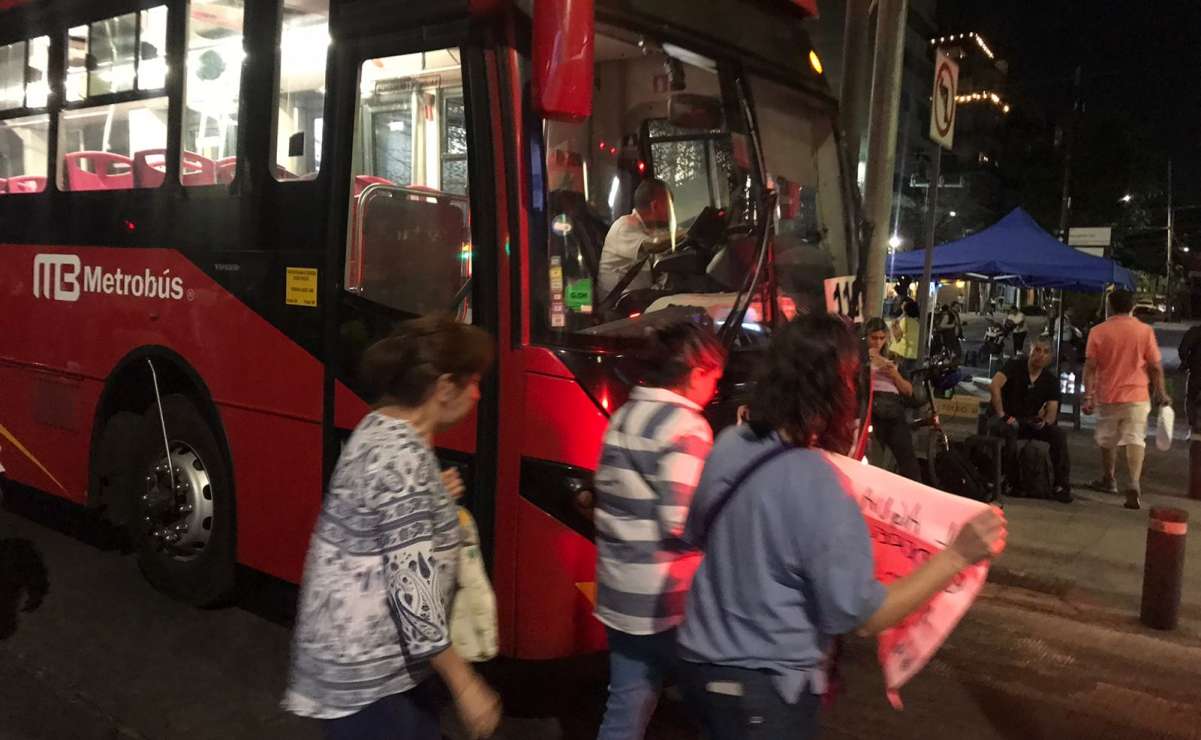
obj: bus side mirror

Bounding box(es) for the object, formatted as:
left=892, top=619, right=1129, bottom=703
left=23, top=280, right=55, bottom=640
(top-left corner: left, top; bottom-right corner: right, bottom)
left=668, top=93, right=723, bottom=131
left=532, top=0, right=595, bottom=122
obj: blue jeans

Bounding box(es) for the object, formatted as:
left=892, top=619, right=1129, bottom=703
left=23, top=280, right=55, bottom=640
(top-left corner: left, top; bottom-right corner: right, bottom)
left=597, top=627, right=679, bottom=740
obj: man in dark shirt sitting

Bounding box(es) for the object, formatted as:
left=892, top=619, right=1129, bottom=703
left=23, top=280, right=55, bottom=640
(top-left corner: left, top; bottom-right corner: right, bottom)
left=989, top=336, right=1072, bottom=502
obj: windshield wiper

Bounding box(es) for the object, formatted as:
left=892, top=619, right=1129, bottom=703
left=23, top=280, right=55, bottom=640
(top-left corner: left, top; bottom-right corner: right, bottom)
left=718, top=77, right=774, bottom=346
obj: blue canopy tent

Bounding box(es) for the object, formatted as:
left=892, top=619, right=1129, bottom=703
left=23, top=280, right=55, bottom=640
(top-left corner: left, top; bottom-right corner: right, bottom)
left=887, top=208, right=1135, bottom=291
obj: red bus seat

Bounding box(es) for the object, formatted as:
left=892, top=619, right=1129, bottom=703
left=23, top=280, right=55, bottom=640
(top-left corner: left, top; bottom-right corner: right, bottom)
left=63, top=151, right=134, bottom=191
left=353, top=175, right=394, bottom=196
left=7, top=175, right=46, bottom=193
left=214, top=158, right=297, bottom=185
left=134, top=149, right=217, bottom=188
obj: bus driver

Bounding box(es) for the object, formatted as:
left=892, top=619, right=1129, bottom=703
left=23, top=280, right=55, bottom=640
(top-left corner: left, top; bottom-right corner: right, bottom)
left=598, top=178, right=677, bottom=299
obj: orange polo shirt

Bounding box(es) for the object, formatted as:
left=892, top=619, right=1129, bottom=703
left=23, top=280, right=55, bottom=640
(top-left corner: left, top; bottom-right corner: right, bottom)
left=1085, top=315, right=1161, bottom=404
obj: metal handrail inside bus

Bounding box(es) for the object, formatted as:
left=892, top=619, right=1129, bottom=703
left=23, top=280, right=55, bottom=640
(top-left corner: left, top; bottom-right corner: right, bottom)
left=347, top=183, right=471, bottom=296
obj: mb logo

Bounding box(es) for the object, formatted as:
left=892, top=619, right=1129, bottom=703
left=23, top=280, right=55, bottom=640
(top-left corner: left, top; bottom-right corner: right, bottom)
left=33, top=254, right=82, bottom=302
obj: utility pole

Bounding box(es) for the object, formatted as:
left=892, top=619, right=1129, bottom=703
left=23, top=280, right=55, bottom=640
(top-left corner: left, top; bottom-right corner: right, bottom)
left=861, top=0, right=909, bottom=319
left=1167, top=159, right=1174, bottom=319
left=839, top=0, right=873, bottom=167
left=1057, top=66, right=1083, bottom=240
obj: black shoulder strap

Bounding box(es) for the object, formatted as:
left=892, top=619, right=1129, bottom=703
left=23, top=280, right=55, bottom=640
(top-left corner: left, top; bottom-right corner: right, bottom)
left=695, top=442, right=794, bottom=544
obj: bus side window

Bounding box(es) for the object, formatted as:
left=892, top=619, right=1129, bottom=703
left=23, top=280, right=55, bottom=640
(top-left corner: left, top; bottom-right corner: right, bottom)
left=182, top=0, right=244, bottom=187
left=273, top=0, right=329, bottom=181
left=57, top=11, right=170, bottom=192
left=0, top=37, right=50, bottom=194
left=344, top=49, right=472, bottom=322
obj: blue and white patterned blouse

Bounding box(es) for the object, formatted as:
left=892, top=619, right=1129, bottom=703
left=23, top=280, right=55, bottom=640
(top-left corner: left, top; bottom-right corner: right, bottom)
left=284, top=412, right=461, bottom=719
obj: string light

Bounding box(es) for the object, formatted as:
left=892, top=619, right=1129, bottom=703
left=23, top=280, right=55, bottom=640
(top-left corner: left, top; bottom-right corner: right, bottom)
left=955, top=89, right=1012, bottom=113
left=973, top=33, right=995, bottom=60
left=929, top=31, right=996, bottom=60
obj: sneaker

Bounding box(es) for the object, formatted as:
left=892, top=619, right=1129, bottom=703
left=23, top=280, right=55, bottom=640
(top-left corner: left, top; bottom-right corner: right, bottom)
left=1053, top=486, right=1074, bottom=503
left=1123, top=489, right=1142, bottom=510
left=1089, top=478, right=1118, bottom=494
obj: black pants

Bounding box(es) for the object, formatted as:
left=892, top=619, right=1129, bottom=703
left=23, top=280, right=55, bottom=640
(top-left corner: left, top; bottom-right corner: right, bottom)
left=935, top=329, right=961, bottom=360
left=872, top=394, right=921, bottom=481
left=988, top=417, right=1071, bottom=490
left=680, top=662, right=821, bottom=740
left=321, top=681, right=441, bottom=740
left=1012, top=330, right=1027, bottom=355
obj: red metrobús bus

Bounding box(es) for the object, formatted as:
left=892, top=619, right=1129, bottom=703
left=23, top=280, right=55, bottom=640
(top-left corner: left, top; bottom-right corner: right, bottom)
left=0, top=0, right=860, bottom=657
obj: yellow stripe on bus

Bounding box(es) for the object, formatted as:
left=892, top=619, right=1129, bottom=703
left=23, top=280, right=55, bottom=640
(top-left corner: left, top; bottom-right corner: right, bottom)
left=575, top=581, right=597, bottom=606
left=0, top=421, right=68, bottom=495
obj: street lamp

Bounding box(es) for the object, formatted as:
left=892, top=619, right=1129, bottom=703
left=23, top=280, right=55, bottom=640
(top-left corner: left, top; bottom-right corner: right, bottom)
left=949, top=210, right=958, bottom=218
left=1120, top=193, right=1133, bottom=203
left=889, top=234, right=903, bottom=249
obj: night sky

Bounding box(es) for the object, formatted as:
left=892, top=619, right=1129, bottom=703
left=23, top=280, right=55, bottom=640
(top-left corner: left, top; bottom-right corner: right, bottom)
left=947, top=1, right=1201, bottom=205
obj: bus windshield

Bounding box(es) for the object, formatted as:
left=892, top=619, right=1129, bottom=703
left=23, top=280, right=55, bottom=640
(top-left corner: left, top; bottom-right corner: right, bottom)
left=537, top=27, right=757, bottom=342
left=535, top=29, right=851, bottom=345
left=749, top=73, right=852, bottom=320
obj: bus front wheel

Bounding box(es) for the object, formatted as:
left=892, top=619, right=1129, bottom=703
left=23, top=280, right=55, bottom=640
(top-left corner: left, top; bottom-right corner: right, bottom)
left=134, top=394, right=235, bottom=606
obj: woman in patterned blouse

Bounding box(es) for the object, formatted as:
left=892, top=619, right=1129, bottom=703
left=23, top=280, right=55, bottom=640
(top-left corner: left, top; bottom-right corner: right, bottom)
left=285, top=315, right=500, bottom=739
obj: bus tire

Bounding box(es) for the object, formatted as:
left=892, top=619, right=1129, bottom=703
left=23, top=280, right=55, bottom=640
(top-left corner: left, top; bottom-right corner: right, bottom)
left=91, top=411, right=142, bottom=529
left=133, top=394, right=235, bottom=606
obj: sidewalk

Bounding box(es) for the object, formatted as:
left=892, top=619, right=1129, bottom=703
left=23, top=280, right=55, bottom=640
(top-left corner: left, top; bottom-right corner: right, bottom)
left=938, top=416, right=1201, bottom=640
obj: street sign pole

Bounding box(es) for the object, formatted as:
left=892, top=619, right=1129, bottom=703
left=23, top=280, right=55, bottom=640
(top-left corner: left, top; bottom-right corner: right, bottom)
left=918, top=146, right=941, bottom=361
left=917, top=49, right=957, bottom=362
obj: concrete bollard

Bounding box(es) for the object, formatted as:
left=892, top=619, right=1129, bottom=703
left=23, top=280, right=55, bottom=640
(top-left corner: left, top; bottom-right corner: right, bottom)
left=1190, top=441, right=1201, bottom=500
left=1140, top=507, right=1189, bottom=630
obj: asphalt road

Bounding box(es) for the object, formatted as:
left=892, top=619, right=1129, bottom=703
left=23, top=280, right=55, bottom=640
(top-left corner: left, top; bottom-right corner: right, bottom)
left=4, top=482, right=1201, bottom=740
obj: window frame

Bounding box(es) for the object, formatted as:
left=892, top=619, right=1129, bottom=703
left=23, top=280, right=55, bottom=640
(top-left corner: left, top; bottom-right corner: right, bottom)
left=439, top=89, right=467, bottom=195
left=60, top=1, right=173, bottom=113
left=343, top=48, right=476, bottom=318
left=0, top=32, right=53, bottom=194
left=49, top=1, right=183, bottom=193
left=270, top=0, right=330, bottom=182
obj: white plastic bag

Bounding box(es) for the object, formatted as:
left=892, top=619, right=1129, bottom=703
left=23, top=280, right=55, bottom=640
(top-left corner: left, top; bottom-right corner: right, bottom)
left=450, top=507, right=498, bottom=662
left=1157, top=405, right=1175, bottom=451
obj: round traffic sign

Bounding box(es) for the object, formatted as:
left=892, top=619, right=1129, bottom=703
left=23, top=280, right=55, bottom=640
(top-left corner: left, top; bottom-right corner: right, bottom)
left=934, top=60, right=956, bottom=138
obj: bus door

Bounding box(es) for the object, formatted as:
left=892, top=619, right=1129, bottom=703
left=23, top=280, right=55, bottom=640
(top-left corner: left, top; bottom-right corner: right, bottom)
left=327, top=27, right=501, bottom=522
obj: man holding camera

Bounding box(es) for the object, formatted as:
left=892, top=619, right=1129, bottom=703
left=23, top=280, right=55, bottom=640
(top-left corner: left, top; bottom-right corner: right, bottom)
left=989, top=337, right=1073, bottom=502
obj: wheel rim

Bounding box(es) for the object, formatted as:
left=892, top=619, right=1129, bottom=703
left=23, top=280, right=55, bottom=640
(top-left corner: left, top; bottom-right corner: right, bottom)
left=141, top=442, right=214, bottom=561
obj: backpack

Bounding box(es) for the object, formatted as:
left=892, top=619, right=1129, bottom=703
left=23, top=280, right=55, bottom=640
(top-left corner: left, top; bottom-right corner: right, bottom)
left=962, top=435, right=1003, bottom=502
left=1016, top=439, right=1053, bottom=499
left=933, top=441, right=993, bottom=503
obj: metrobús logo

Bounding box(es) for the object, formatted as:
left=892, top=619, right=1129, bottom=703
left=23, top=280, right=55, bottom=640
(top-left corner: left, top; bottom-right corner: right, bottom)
left=32, top=254, right=185, bottom=303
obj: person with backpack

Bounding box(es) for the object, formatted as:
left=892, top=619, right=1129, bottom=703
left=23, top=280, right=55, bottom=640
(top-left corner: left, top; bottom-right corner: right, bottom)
left=678, top=315, right=1007, bottom=740
left=988, top=336, right=1072, bottom=502
left=864, top=318, right=921, bottom=481
left=592, top=321, right=727, bottom=740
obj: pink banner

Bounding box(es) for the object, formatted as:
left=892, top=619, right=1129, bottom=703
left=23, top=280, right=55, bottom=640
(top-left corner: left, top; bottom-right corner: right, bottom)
left=824, top=453, right=991, bottom=708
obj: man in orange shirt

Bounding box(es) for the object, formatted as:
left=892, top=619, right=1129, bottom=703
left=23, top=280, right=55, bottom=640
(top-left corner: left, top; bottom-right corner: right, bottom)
left=1083, top=290, right=1169, bottom=509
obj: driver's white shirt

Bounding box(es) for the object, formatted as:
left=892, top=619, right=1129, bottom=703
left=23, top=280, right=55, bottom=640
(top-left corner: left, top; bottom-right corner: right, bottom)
left=598, top=211, right=654, bottom=298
